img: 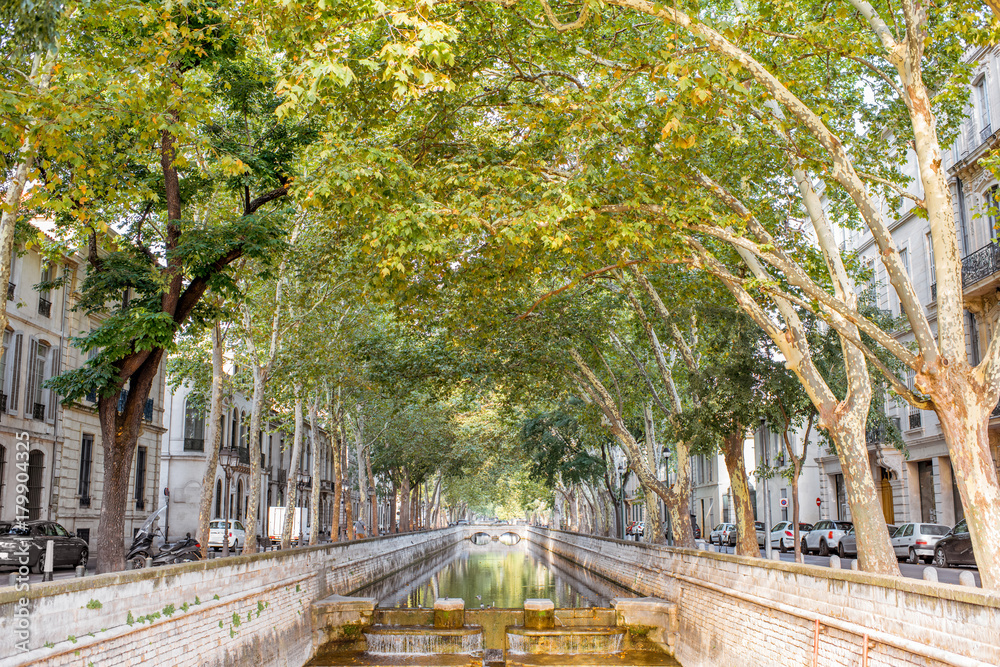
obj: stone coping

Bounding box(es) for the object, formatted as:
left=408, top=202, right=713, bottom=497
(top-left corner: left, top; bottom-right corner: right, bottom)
left=315, top=594, right=377, bottom=611
left=524, top=599, right=555, bottom=611
left=434, top=598, right=465, bottom=610
left=531, top=527, right=1000, bottom=609
left=0, top=527, right=457, bottom=605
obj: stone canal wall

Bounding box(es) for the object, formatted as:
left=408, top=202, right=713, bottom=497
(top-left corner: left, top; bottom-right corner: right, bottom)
left=528, top=528, right=1000, bottom=667
left=0, top=528, right=465, bottom=667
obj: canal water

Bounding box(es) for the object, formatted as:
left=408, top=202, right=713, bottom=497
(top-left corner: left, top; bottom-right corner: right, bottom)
left=354, top=540, right=635, bottom=608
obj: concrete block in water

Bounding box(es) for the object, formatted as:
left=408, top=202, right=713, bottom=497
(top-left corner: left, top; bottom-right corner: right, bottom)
left=612, top=597, right=678, bottom=656
left=311, top=594, right=377, bottom=654
left=434, top=597, right=466, bottom=629
left=524, top=598, right=555, bottom=630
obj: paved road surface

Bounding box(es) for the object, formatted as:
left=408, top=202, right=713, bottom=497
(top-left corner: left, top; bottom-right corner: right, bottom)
left=712, top=544, right=982, bottom=587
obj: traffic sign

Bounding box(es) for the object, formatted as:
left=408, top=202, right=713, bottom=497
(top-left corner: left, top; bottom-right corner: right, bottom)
left=779, top=498, right=788, bottom=507
left=816, top=497, right=822, bottom=507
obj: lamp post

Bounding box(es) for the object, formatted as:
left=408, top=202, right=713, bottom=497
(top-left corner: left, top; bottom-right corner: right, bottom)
left=220, top=446, right=237, bottom=559
left=617, top=461, right=627, bottom=540
left=759, top=417, right=772, bottom=560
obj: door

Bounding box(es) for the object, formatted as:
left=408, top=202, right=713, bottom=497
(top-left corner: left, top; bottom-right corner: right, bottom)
left=917, top=461, right=935, bottom=523
left=893, top=524, right=912, bottom=558
left=955, top=520, right=975, bottom=565
left=50, top=523, right=74, bottom=565
left=878, top=468, right=895, bottom=524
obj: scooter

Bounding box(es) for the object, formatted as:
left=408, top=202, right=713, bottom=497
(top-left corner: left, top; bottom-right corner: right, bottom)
left=126, top=507, right=203, bottom=569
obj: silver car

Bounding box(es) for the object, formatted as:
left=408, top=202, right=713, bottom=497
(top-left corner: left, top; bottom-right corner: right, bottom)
left=803, top=519, right=852, bottom=556
left=837, top=524, right=897, bottom=558
left=709, top=523, right=736, bottom=546
left=891, top=522, right=951, bottom=564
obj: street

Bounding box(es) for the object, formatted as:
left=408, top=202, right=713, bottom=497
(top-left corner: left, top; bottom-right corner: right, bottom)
left=712, top=544, right=982, bottom=587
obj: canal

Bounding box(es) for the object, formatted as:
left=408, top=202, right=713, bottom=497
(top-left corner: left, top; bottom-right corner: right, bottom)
left=354, top=539, right=636, bottom=608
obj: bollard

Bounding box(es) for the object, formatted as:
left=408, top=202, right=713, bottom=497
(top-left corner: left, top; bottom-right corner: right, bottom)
left=959, top=571, right=977, bottom=587
left=829, top=555, right=841, bottom=570
left=850, top=560, right=858, bottom=571
left=75, top=566, right=86, bottom=578
left=922, top=567, right=938, bottom=583
left=145, top=557, right=153, bottom=568
left=42, top=541, right=54, bottom=582
left=771, top=550, right=782, bottom=561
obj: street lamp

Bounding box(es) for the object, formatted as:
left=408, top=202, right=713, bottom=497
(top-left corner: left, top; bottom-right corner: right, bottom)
left=219, top=446, right=238, bottom=559
left=759, top=416, right=772, bottom=560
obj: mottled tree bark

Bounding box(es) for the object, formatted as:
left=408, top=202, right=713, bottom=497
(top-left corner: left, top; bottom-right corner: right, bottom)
left=197, top=323, right=226, bottom=558
left=281, top=388, right=304, bottom=549
left=722, top=431, right=758, bottom=557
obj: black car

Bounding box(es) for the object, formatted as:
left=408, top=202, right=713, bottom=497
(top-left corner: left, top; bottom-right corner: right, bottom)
left=933, top=519, right=976, bottom=568
left=0, top=520, right=89, bottom=573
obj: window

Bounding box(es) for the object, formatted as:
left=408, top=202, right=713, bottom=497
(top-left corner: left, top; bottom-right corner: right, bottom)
left=0, top=329, right=9, bottom=409
left=986, top=185, right=999, bottom=241
left=27, top=450, right=44, bottom=520
left=25, top=340, right=49, bottom=419
left=79, top=435, right=93, bottom=507
left=134, top=446, right=147, bottom=510
left=230, top=408, right=238, bottom=448
left=183, top=400, right=205, bottom=451
left=37, top=262, right=53, bottom=317
left=977, top=77, right=992, bottom=137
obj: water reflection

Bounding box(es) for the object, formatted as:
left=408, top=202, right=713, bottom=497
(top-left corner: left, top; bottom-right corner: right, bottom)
left=356, top=542, right=634, bottom=609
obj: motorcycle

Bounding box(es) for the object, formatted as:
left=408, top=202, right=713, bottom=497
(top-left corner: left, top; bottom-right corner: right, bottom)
left=127, top=507, right=203, bottom=569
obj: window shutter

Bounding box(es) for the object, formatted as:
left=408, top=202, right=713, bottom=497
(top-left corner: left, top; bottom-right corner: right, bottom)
left=46, top=347, right=60, bottom=423
left=23, top=337, right=37, bottom=417
left=7, top=332, right=22, bottom=413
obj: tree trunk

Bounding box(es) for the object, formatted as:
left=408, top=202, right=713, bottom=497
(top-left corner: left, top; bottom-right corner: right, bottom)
left=197, top=323, right=226, bottom=558
left=281, top=388, right=304, bottom=549
left=642, top=403, right=664, bottom=544
left=791, top=459, right=802, bottom=563
left=308, top=395, right=321, bottom=546
left=367, top=446, right=378, bottom=536
left=401, top=477, right=411, bottom=532
left=829, top=421, right=899, bottom=574
left=242, top=365, right=266, bottom=555
left=722, top=431, right=758, bottom=557
left=95, top=351, right=163, bottom=573
left=389, top=481, right=398, bottom=534
left=933, top=387, right=1000, bottom=591
left=329, top=387, right=343, bottom=541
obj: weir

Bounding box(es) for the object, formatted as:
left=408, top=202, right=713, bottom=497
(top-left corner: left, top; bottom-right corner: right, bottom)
left=1, top=525, right=999, bottom=667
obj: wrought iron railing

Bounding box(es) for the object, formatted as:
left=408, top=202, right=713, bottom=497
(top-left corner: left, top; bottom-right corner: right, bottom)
left=135, top=497, right=145, bottom=511
left=143, top=398, right=153, bottom=421
left=85, top=389, right=97, bottom=403
left=930, top=283, right=936, bottom=302
left=79, top=495, right=91, bottom=508
left=866, top=424, right=886, bottom=446
left=237, top=447, right=250, bottom=465
left=32, top=402, right=45, bottom=420
left=982, top=124, right=993, bottom=143
left=909, top=410, right=922, bottom=429
left=184, top=437, right=205, bottom=451
left=6, top=282, right=13, bottom=300
left=0, top=392, right=6, bottom=413
left=962, top=242, right=1000, bottom=287
left=37, top=297, right=51, bottom=317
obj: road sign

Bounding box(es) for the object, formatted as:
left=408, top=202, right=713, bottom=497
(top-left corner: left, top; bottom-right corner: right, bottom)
left=779, top=498, right=788, bottom=507
left=816, top=497, right=822, bottom=507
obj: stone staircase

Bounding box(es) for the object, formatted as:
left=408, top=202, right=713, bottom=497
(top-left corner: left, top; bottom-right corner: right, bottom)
left=306, top=595, right=680, bottom=667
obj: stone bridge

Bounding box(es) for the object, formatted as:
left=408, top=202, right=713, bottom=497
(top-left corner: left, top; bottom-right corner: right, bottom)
left=1, top=526, right=998, bottom=667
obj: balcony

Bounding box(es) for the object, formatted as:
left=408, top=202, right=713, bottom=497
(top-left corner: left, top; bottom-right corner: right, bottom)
left=37, top=297, right=51, bottom=318
left=237, top=447, right=250, bottom=465
left=931, top=282, right=936, bottom=302
left=866, top=424, right=887, bottom=446
left=135, top=497, right=145, bottom=511
left=143, top=398, right=153, bottom=422
left=909, top=410, right=922, bottom=430
left=0, top=391, right=6, bottom=413
left=982, top=124, right=993, bottom=143
left=79, top=495, right=91, bottom=508
left=6, top=282, right=13, bottom=300
left=32, top=402, right=45, bottom=420
left=961, top=242, right=1000, bottom=288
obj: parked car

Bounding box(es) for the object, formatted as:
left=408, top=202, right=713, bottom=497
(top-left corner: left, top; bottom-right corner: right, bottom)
left=0, top=521, right=89, bottom=572
left=934, top=519, right=976, bottom=568
left=709, top=523, right=736, bottom=546
left=769, top=521, right=815, bottom=552
left=891, top=523, right=950, bottom=564
left=837, top=524, right=897, bottom=558
left=803, top=520, right=852, bottom=556
left=208, top=519, right=246, bottom=551
left=755, top=521, right=766, bottom=548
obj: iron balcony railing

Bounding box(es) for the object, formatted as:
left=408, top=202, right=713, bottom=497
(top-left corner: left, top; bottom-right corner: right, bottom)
left=909, top=410, right=922, bottom=430
left=931, top=282, right=936, bottom=302
left=238, top=447, right=250, bottom=465
left=962, top=242, right=1000, bottom=288
left=0, top=391, right=6, bottom=413
left=37, top=297, right=51, bottom=317
left=32, top=402, right=45, bottom=420
left=866, top=424, right=886, bottom=446
left=184, top=437, right=205, bottom=451
left=6, top=282, right=13, bottom=300
left=79, top=495, right=91, bottom=508
left=143, top=398, right=154, bottom=421
left=982, top=124, right=993, bottom=143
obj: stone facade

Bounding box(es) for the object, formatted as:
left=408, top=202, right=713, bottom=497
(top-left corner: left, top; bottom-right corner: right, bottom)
left=158, top=382, right=341, bottom=543
left=0, top=223, right=166, bottom=557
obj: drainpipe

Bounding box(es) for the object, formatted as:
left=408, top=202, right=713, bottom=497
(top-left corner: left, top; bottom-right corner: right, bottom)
left=46, top=264, right=71, bottom=523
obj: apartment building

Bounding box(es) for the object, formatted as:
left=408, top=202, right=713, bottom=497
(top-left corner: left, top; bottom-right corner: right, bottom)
left=0, top=222, right=166, bottom=553
left=158, top=382, right=342, bottom=543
